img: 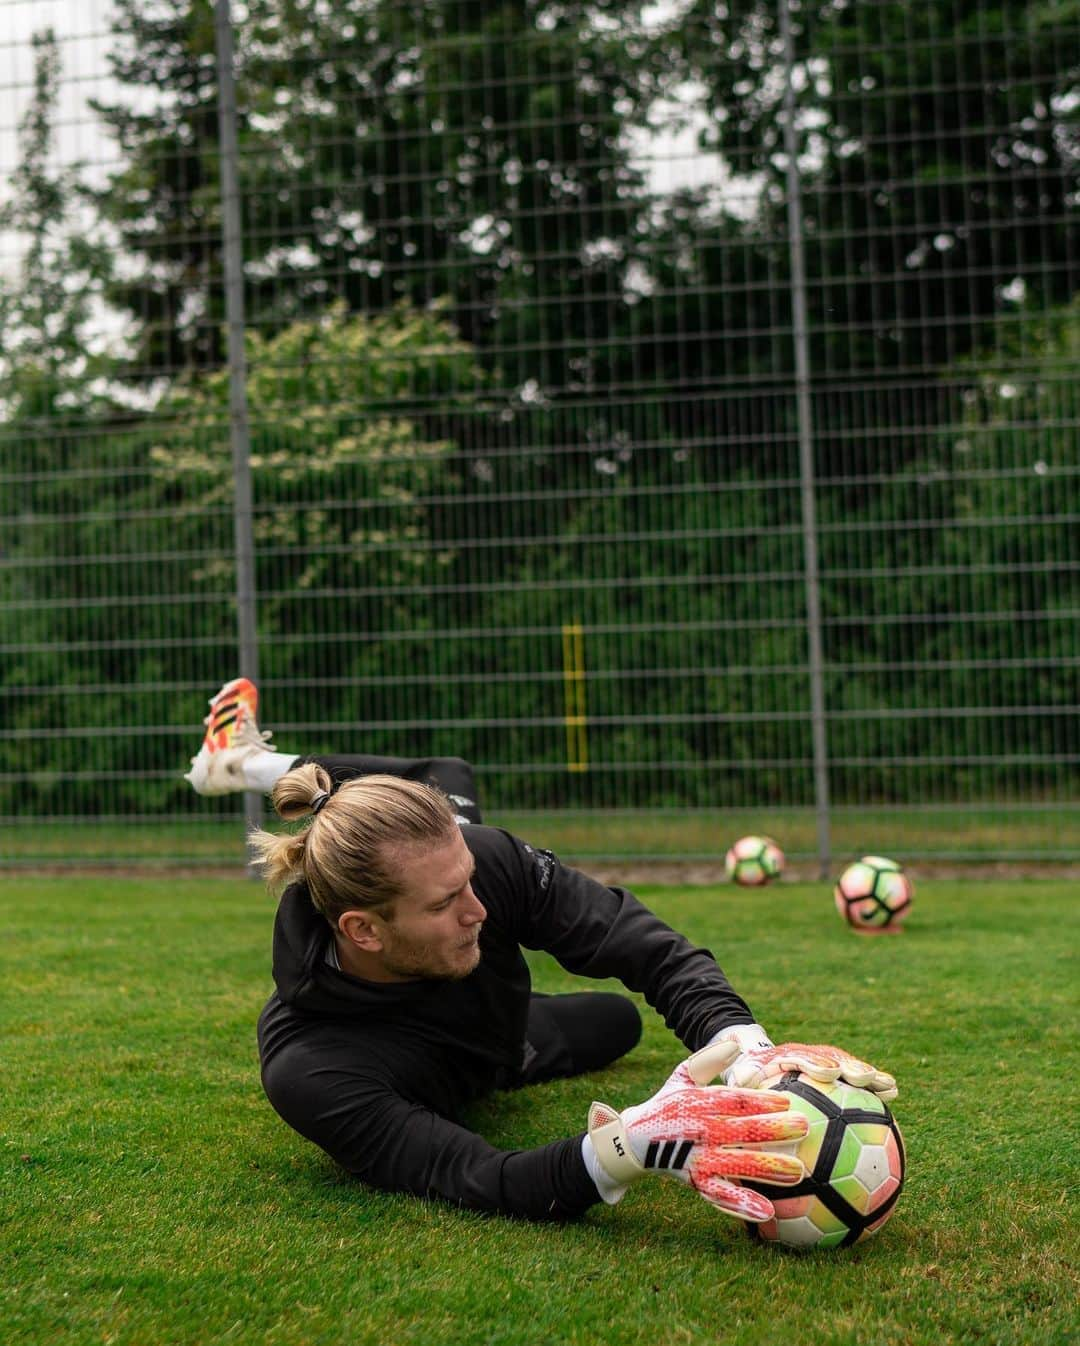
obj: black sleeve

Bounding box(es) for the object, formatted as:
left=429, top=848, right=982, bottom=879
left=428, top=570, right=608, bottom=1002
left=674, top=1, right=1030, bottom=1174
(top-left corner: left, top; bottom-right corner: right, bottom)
left=479, top=830, right=757, bottom=1050
left=261, top=1040, right=600, bottom=1222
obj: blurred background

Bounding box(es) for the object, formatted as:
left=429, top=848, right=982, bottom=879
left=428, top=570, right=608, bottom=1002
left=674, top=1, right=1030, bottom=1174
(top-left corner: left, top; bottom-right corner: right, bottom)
left=0, top=0, right=1077, bottom=872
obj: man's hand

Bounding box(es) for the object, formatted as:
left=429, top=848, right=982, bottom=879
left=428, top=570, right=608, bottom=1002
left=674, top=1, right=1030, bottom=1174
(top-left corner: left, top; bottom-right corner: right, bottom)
left=718, top=1035, right=898, bottom=1103
left=584, top=1042, right=809, bottom=1222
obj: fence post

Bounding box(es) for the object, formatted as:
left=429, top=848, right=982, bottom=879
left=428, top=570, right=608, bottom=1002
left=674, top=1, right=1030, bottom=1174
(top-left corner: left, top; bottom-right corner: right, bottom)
left=780, top=0, right=831, bottom=879
left=213, top=0, right=261, bottom=857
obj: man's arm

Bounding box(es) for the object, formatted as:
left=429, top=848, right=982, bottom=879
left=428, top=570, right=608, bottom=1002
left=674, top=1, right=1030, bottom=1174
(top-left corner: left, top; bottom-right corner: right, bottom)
left=474, top=829, right=758, bottom=1050
left=260, top=1039, right=599, bottom=1221
left=261, top=1031, right=807, bottom=1225
left=472, top=831, right=899, bottom=1104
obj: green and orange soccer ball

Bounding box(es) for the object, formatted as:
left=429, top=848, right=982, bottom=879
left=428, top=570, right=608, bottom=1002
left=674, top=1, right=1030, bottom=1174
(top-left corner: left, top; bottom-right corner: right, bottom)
left=834, top=855, right=914, bottom=933
left=725, top=835, right=784, bottom=887
left=747, top=1072, right=906, bottom=1250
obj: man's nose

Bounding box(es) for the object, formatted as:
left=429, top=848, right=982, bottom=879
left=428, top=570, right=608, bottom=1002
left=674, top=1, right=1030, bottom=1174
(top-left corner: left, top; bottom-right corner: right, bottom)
left=461, top=885, right=486, bottom=924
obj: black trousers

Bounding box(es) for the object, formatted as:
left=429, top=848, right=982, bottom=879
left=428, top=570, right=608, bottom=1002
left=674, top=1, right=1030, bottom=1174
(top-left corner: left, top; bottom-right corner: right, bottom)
left=299, top=754, right=642, bottom=1083
left=517, top=991, right=642, bottom=1086
left=296, top=753, right=483, bottom=824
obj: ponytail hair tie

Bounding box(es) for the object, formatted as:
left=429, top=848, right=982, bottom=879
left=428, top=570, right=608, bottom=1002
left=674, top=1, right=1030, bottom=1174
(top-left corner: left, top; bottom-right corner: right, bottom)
left=310, top=790, right=332, bottom=816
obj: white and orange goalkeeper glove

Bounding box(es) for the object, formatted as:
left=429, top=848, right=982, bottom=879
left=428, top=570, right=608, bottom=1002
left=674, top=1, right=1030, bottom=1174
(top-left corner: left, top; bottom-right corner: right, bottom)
left=714, top=1025, right=898, bottom=1103
left=582, top=1041, right=809, bottom=1222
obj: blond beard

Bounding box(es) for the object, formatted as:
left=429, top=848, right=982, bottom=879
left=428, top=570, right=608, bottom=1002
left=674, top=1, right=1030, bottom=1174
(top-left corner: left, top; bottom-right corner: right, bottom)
left=378, top=930, right=482, bottom=981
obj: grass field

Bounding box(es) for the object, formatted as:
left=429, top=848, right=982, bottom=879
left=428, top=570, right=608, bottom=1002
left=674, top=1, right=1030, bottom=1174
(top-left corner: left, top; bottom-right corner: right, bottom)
left=5, top=804, right=1080, bottom=869
left=2, top=876, right=1077, bottom=1346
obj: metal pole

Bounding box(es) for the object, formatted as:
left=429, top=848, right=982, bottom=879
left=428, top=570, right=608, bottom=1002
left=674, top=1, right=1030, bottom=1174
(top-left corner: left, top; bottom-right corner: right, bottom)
left=780, top=0, right=831, bottom=878
left=214, top=0, right=262, bottom=855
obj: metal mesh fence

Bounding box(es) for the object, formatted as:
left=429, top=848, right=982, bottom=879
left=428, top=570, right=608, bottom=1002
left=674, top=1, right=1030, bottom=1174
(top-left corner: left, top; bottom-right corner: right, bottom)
left=1, top=0, right=1077, bottom=871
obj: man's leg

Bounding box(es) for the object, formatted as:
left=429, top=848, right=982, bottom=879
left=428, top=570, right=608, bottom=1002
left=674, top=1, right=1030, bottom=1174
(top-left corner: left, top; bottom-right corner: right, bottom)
left=184, top=678, right=292, bottom=795
left=516, top=992, right=642, bottom=1085
left=185, top=679, right=482, bottom=822
left=295, top=754, right=482, bottom=824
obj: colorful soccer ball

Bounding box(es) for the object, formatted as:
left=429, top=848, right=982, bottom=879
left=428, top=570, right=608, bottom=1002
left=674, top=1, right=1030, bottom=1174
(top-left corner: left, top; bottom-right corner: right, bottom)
left=834, top=856, right=913, bottom=933
left=725, top=835, right=784, bottom=887
left=747, top=1072, right=906, bottom=1250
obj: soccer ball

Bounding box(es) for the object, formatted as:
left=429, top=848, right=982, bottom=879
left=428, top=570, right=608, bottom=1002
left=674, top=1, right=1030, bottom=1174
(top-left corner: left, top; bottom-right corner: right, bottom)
left=746, top=1072, right=906, bottom=1250
left=834, top=856, right=913, bottom=933
left=725, top=835, right=784, bottom=887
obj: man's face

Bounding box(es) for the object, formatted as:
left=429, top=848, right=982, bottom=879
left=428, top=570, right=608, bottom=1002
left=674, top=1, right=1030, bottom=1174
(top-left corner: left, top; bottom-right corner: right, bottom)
left=370, top=828, right=487, bottom=981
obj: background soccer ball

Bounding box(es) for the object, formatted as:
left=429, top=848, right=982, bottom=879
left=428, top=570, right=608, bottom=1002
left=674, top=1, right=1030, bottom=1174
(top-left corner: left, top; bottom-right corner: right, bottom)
left=746, top=1072, right=906, bottom=1250
left=725, top=835, right=784, bottom=886
left=834, top=855, right=913, bottom=933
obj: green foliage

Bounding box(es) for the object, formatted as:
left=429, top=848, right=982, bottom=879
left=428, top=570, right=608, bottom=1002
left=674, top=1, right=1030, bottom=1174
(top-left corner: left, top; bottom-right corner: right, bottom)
left=90, top=0, right=1079, bottom=408
left=0, top=303, right=484, bottom=816
left=659, top=0, right=1078, bottom=392
left=1, top=876, right=1076, bottom=1345
left=1, top=3, right=1077, bottom=829
left=92, top=0, right=653, bottom=385
left=3, top=296, right=1078, bottom=817
left=152, top=300, right=483, bottom=658
left=816, top=298, right=1080, bottom=803
left=88, top=0, right=223, bottom=374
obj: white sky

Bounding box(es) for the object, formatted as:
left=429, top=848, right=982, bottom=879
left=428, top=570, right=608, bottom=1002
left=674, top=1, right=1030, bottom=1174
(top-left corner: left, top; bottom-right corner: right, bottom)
left=1, top=0, right=124, bottom=185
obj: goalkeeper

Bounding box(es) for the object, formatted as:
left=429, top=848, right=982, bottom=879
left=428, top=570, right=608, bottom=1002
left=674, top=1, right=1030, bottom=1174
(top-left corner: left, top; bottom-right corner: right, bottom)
left=186, top=678, right=898, bottom=1222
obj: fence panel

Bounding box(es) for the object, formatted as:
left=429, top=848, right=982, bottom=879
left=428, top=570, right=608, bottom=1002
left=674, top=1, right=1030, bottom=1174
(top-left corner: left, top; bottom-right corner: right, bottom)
left=1, top=0, right=1077, bottom=870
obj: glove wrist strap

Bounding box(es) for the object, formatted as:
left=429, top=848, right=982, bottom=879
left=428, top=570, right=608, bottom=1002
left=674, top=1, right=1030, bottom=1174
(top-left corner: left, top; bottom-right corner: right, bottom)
left=710, top=1022, right=774, bottom=1054
left=587, top=1102, right=645, bottom=1185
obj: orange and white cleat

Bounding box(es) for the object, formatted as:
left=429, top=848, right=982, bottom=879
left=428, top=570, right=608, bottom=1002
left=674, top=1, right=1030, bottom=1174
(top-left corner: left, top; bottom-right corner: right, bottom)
left=184, top=677, right=277, bottom=795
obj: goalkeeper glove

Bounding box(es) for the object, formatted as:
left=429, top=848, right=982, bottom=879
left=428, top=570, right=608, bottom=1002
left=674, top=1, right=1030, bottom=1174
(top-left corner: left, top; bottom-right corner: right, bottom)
left=713, top=1025, right=898, bottom=1103
left=582, top=1041, right=809, bottom=1222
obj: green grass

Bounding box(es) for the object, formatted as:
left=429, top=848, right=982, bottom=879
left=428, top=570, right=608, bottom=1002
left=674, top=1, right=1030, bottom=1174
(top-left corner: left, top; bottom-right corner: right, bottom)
left=4, top=803, right=1079, bottom=868
left=2, top=877, right=1077, bottom=1346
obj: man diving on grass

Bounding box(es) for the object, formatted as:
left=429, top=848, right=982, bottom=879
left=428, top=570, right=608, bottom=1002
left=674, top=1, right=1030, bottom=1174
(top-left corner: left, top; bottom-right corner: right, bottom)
left=184, top=678, right=898, bottom=1222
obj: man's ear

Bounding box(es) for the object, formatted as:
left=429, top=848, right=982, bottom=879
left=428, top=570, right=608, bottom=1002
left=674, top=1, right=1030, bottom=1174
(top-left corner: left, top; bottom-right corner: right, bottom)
left=338, top=909, right=385, bottom=953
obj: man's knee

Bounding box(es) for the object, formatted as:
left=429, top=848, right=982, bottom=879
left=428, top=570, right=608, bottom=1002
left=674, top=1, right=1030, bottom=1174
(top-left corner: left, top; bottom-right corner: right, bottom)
left=603, top=994, right=643, bottom=1063
left=559, top=992, right=642, bottom=1074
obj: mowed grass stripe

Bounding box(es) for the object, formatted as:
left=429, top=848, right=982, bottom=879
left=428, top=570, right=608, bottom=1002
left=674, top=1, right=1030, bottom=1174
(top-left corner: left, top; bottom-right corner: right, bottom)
left=2, top=878, right=1077, bottom=1346
left=6, top=804, right=1079, bottom=866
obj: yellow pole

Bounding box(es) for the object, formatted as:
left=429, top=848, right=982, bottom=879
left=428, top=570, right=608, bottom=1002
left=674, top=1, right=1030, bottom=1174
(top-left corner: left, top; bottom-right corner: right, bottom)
left=561, top=622, right=588, bottom=773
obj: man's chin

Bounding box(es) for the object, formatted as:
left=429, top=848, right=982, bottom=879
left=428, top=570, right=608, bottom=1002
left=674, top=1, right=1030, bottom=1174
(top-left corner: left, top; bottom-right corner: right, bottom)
left=382, top=937, right=482, bottom=982
left=450, top=942, right=482, bottom=978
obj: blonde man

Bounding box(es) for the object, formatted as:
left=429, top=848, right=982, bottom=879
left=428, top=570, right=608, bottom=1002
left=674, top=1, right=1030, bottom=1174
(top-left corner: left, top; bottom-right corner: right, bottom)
left=186, top=679, right=897, bottom=1222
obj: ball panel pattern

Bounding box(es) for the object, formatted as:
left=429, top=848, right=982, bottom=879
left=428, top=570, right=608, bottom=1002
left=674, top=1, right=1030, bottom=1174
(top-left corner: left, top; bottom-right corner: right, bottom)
left=830, top=1126, right=865, bottom=1183
left=832, top=1172, right=873, bottom=1215
left=745, top=1073, right=905, bottom=1250
left=834, top=856, right=913, bottom=932
left=776, top=1209, right=847, bottom=1249
left=725, top=835, right=785, bottom=887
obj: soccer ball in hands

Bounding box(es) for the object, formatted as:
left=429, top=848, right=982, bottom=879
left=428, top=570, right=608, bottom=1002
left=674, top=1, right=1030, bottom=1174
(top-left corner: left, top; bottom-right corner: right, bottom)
left=725, top=835, right=784, bottom=887
left=834, top=856, right=913, bottom=933
left=746, top=1073, right=906, bottom=1250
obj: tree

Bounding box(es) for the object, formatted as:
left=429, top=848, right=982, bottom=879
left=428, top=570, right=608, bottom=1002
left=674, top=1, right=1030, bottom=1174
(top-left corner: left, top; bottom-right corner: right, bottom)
left=89, top=0, right=223, bottom=377
left=817, top=296, right=1080, bottom=803
left=91, top=0, right=654, bottom=391
left=652, top=0, right=1079, bottom=386
left=0, top=301, right=484, bottom=817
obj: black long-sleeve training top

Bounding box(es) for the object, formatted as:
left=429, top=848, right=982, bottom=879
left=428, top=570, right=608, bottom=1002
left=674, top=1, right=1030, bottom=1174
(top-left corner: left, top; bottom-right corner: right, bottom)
left=257, top=825, right=755, bottom=1221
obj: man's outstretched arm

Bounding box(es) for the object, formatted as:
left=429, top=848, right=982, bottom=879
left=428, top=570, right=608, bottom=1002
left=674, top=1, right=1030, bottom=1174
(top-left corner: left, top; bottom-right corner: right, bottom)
left=478, top=829, right=899, bottom=1100
left=261, top=1039, right=806, bottom=1223
left=476, top=828, right=758, bottom=1048
left=261, top=1043, right=601, bottom=1221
